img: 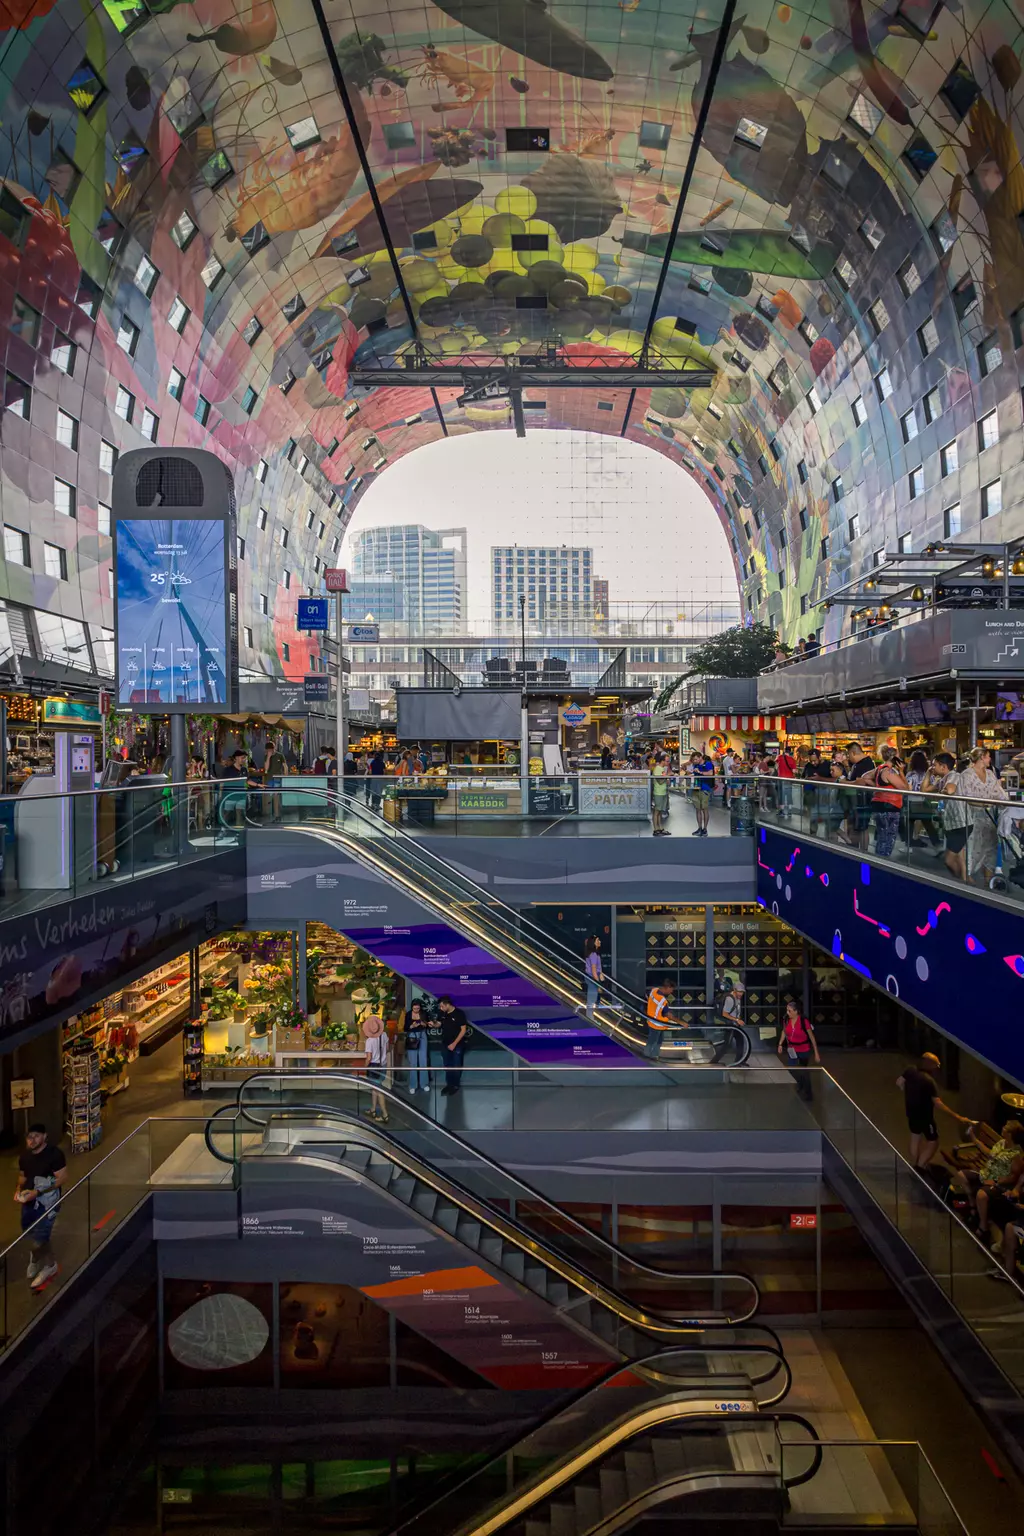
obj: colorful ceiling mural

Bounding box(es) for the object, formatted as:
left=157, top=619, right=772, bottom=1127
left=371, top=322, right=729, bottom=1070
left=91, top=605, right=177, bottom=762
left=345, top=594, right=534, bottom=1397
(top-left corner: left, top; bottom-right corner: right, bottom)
left=1, top=0, right=1023, bottom=678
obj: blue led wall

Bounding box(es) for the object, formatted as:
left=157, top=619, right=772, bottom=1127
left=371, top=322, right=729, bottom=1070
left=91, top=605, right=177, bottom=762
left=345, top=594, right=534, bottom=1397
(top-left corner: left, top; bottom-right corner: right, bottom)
left=757, top=826, right=1024, bottom=1087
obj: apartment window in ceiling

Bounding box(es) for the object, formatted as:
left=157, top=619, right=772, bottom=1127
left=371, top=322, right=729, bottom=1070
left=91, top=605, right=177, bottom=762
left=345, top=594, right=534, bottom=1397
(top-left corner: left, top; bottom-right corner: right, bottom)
left=979, top=333, right=1002, bottom=376
left=944, top=502, right=961, bottom=538
left=778, top=527, right=787, bottom=550
left=797, top=460, right=808, bottom=484
left=923, top=387, right=941, bottom=424
left=735, top=117, right=767, bottom=150
left=852, top=395, right=867, bottom=426
left=67, top=57, right=105, bottom=115
left=918, top=317, right=940, bottom=356
left=241, top=385, right=257, bottom=415
left=758, top=454, right=769, bottom=476
left=134, top=254, right=159, bottom=296
left=243, top=626, right=253, bottom=648
left=280, top=369, right=296, bottom=395
left=99, top=440, right=117, bottom=474
left=98, top=502, right=111, bottom=535
left=12, top=297, right=41, bottom=345
left=848, top=513, right=861, bottom=540
left=260, top=593, right=268, bottom=615
left=306, top=509, right=316, bottom=530
left=940, top=440, right=959, bottom=476
left=171, top=211, right=197, bottom=250
left=799, top=508, right=808, bottom=531
left=834, top=256, right=857, bottom=290
left=848, top=94, right=884, bottom=134
left=54, top=477, right=76, bottom=517
left=800, top=595, right=809, bottom=615
left=953, top=277, right=979, bottom=319
left=56, top=409, right=79, bottom=449
left=3, top=528, right=29, bottom=566
left=979, top=410, right=999, bottom=450
left=295, top=455, right=308, bottom=477
left=875, top=368, right=893, bottom=401
left=201, top=150, right=233, bottom=189
left=256, top=458, right=268, bottom=483
left=278, top=527, right=289, bottom=549
left=873, top=546, right=885, bottom=567
left=243, top=315, right=262, bottom=346
left=168, top=296, right=190, bottom=333
left=194, top=394, right=211, bottom=426
left=832, top=474, right=845, bottom=501
left=904, top=131, right=937, bottom=179
left=201, top=254, right=225, bottom=288
left=282, top=641, right=290, bottom=662
left=50, top=332, right=75, bottom=374
left=141, top=409, right=158, bottom=443
left=0, top=187, right=30, bottom=247
left=909, top=465, right=924, bottom=498
left=114, top=385, right=134, bottom=422
left=931, top=209, right=957, bottom=253
left=897, top=258, right=922, bottom=297
left=898, top=532, right=911, bottom=554
left=77, top=273, right=102, bottom=319
left=860, top=215, right=884, bottom=249
left=44, top=542, right=67, bottom=581
left=286, top=114, right=320, bottom=151
left=982, top=478, right=1002, bottom=518
left=284, top=570, right=291, bottom=590
left=168, top=367, right=185, bottom=401
left=116, top=316, right=140, bottom=356
left=806, top=386, right=822, bottom=414
left=941, top=59, right=981, bottom=120
left=900, top=408, right=919, bottom=443
left=237, top=537, right=245, bottom=561
left=4, top=373, right=30, bottom=420
left=869, top=299, right=890, bottom=334
left=318, top=521, right=326, bottom=539
left=799, top=318, right=819, bottom=345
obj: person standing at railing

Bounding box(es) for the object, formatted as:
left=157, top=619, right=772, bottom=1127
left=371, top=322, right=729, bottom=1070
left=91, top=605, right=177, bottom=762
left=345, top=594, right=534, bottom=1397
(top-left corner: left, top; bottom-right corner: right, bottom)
left=688, top=750, right=714, bottom=837
left=14, top=1122, right=66, bottom=1292
left=362, top=1015, right=390, bottom=1123
left=843, top=742, right=876, bottom=851
left=959, top=747, right=1008, bottom=888
left=437, top=995, right=468, bottom=1095
left=368, top=748, right=386, bottom=813
left=896, top=1051, right=971, bottom=1171
left=644, top=979, right=675, bottom=1059
left=775, top=743, right=797, bottom=819
left=651, top=753, right=671, bottom=836
left=583, top=935, right=604, bottom=1018
left=934, top=753, right=968, bottom=882
left=400, top=997, right=431, bottom=1093
left=871, top=747, right=909, bottom=858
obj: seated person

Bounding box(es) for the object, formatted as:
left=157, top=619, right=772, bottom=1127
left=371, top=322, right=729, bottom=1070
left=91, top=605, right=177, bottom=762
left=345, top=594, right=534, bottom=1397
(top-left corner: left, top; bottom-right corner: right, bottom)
left=955, top=1121, right=1024, bottom=1266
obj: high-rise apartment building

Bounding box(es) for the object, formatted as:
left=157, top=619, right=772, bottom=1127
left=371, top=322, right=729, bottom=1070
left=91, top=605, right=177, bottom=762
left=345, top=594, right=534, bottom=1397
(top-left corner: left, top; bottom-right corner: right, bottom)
left=491, top=545, right=596, bottom=624
left=351, top=525, right=467, bottom=630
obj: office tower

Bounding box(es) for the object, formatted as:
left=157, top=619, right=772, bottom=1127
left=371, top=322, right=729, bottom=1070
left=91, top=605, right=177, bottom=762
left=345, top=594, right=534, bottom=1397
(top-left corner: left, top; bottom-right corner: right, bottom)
left=593, top=578, right=609, bottom=619
left=491, top=545, right=594, bottom=624
left=342, top=576, right=405, bottom=624
left=351, top=525, right=467, bottom=630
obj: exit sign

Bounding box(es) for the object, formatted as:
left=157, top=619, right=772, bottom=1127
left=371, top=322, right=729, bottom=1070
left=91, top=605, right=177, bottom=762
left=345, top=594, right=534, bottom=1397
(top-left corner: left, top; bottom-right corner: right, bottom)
left=789, top=1212, right=817, bottom=1230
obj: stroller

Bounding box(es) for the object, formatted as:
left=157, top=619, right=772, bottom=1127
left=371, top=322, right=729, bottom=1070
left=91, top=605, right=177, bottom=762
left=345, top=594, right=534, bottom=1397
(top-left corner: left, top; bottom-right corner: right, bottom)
left=996, top=804, right=1024, bottom=889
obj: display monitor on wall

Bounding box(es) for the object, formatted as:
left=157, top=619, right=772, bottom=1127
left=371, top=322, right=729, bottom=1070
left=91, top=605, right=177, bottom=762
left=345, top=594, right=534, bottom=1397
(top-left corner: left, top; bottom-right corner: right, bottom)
left=997, top=692, right=1024, bottom=722
left=922, top=699, right=951, bottom=723
left=111, top=450, right=238, bottom=711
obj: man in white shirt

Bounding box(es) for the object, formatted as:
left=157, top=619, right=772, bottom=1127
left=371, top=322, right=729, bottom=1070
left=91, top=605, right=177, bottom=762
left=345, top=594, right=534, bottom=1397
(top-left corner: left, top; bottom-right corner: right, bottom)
left=713, top=980, right=745, bottom=1063
left=722, top=749, right=737, bottom=808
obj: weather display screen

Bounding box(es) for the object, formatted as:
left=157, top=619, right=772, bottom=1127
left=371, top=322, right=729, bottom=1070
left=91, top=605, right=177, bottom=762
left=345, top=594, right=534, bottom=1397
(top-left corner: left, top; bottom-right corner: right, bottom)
left=115, top=518, right=228, bottom=705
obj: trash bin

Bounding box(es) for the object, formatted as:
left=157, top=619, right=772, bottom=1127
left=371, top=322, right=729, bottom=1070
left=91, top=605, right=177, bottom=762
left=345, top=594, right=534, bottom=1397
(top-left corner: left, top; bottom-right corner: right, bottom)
left=730, top=795, right=755, bottom=836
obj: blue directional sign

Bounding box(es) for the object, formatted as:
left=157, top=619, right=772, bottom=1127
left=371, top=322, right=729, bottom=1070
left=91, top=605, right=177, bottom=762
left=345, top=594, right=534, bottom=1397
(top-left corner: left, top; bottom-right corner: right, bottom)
left=297, top=596, right=329, bottom=631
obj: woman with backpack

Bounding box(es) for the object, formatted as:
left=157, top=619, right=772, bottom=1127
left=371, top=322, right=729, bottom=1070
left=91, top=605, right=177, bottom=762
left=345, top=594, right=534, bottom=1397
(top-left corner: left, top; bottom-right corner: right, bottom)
left=777, top=1000, right=820, bottom=1102
left=871, top=746, right=909, bottom=858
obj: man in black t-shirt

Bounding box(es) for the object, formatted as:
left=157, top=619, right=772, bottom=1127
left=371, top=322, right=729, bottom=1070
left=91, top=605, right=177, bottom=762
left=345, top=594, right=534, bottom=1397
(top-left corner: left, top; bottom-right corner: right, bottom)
left=15, top=1123, right=66, bottom=1290
left=844, top=742, right=877, bottom=849
left=436, top=995, right=469, bottom=1096
left=896, top=1052, right=970, bottom=1169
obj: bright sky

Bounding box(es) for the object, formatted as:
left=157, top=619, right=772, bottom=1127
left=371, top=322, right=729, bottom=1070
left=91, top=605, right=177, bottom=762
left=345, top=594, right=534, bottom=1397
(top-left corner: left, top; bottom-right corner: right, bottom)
left=342, top=429, right=738, bottom=624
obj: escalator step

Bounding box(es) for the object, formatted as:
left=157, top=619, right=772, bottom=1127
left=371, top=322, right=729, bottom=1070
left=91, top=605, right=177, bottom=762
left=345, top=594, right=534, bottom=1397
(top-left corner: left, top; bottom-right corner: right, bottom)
left=502, top=1250, right=526, bottom=1280
left=343, top=1147, right=371, bottom=1170
left=365, top=1157, right=393, bottom=1187
left=524, top=1266, right=549, bottom=1296
left=573, top=1484, right=602, bottom=1528
left=411, top=1187, right=438, bottom=1221
left=524, top=1520, right=553, bottom=1536
left=547, top=1503, right=576, bottom=1536
left=478, top=1233, right=504, bottom=1263
left=588, top=1309, right=617, bottom=1342
left=391, top=1174, right=417, bottom=1203
left=456, top=1219, right=482, bottom=1248
left=435, top=1202, right=461, bottom=1235
left=623, top=1448, right=656, bottom=1498
left=651, top=1438, right=686, bottom=1478
left=598, top=1467, right=627, bottom=1511
left=547, top=1281, right=570, bottom=1307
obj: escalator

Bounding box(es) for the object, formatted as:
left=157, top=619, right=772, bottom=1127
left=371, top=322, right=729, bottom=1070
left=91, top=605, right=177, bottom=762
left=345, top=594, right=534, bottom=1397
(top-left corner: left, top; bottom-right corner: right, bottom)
left=243, top=786, right=748, bottom=1066
left=208, top=1076, right=769, bottom=1355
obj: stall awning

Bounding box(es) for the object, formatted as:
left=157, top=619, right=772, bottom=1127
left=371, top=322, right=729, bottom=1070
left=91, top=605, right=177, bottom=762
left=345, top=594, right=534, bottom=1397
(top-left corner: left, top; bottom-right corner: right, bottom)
left=689, top=714, right=786, bottom=731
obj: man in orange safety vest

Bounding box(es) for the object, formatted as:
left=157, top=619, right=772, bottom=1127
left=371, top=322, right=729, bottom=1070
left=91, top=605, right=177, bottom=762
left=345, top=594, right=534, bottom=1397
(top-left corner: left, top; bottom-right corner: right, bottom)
left=645, top=980, right=675, bottom=1060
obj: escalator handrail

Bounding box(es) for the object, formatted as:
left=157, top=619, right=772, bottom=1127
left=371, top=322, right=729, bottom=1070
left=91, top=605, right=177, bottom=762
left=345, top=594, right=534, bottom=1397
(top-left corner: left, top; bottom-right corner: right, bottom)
left=247, top=790, right=750, bottom=1062
left=395, top=1406, right=821, bottom=1536
left=206, top=1077, right=762, bottom=1325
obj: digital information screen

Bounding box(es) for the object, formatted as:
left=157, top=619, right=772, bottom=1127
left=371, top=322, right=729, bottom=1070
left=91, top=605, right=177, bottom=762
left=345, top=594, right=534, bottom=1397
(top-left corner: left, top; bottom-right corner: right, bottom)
left=115, top=518, right=228, bottom=706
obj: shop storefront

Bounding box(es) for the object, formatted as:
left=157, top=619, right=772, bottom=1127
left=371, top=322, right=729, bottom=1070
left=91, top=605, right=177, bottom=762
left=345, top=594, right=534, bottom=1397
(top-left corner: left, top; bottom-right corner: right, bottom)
left=782, top=701, right=957, bottom=760
left=686, top=713, right=787, bottom=761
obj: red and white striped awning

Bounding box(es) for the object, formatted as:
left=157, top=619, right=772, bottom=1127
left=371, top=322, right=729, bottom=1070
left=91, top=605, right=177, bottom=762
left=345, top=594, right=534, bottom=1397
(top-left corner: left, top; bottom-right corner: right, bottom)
left=688, top=714, right=786, bottom=732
